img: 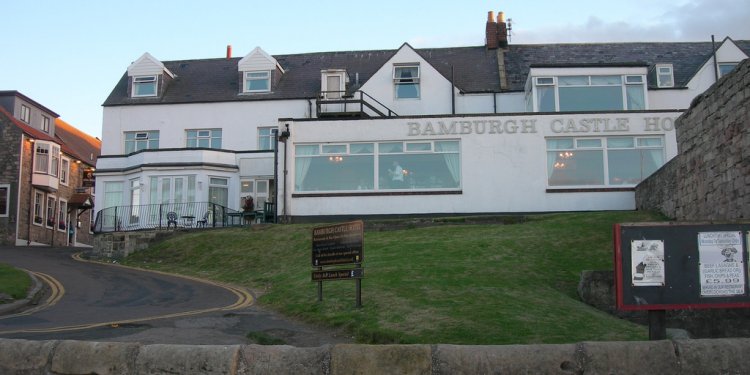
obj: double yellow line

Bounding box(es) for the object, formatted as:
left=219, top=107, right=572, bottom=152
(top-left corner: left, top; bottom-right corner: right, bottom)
left=0, top=271, right=65, bottom=320
left=0, top=254, right=254, bottom=334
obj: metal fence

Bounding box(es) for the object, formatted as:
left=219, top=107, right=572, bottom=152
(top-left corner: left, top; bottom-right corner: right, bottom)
left=92, top=202, right=245, bottom=233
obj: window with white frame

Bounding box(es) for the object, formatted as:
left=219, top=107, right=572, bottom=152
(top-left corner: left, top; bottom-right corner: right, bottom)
left=394, top=64, right=420, bottom=99
left=718, top=62, right=739, bottom=77
left=295, top=140, right=460, bottom=192
left=42, top=116, right=50, bottom=133
left=208, top=177, right=229, bottom=207
left=258, top=127, right=276, bottom=150
left=531, top=75, right=646, bottom=112
left=124, top=131, right=159, bottom=153
left=57, top=199, right=67, bottom=231
left=60, top=158, right=70, bottom=185
left=0, top=184, right=9, bottom=217
left=33, top=141, right=60, bottom=176
left=20, top=105, right=31, bottom=123
left=656, top=64, right=674, bottom=88
left=132, top=75, right=157, bottom=97
left=33, top=191, right=43, bottom=225
left=186, top=129, right=222, bottom=149
left=244, top=71, right=271, bottom=92
left=546, top=136, right=664, bottom=187
left=46, top=195, right=56, bottom=228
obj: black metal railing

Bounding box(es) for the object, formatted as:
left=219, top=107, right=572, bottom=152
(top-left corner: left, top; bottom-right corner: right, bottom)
left=317, top=90, right=398, bottom=118
left=92, top=202, right=243, bottom=233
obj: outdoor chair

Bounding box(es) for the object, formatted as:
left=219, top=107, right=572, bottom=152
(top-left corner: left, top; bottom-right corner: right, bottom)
left=166, top=211, right=178, bottom=228
left=196, top=211, right=209, bottom=228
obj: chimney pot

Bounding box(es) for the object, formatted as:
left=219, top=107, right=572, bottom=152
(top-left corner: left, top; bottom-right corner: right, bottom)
left=497, top=12, right=505, bottom=23
left=226, top=45, right=232, bottom=59
left=487, top=11, right=495, bottom=23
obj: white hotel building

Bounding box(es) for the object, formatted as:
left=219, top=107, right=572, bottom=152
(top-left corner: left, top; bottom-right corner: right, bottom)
left=95, top=12, right=749, bottom=224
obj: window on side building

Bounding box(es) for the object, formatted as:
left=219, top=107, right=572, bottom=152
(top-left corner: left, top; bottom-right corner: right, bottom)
left=20, top=105, right=31, bottom=123
left=258, top=127, right=276, bottom=150
left=0, top=184, right=9, bottom=217
left=186, top=129, right=222, bottom=149
left=124, top=131, right=159, bottom=153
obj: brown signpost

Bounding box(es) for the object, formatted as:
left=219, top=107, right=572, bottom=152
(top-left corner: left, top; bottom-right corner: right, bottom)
left=311, top=220, right=364, bottom=307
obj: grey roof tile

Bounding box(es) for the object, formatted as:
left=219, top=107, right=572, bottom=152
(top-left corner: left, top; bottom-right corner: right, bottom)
left=103, top=41, right=750, bottom=106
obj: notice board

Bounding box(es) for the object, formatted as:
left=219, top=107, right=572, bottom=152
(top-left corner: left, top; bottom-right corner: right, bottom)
left=615, top=222, right=750, bottom=311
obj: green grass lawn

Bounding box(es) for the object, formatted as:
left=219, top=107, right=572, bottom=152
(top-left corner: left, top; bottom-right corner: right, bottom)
left=0, top=263, right=31, bottom=302
left=123, top=211, right=665, bottom=344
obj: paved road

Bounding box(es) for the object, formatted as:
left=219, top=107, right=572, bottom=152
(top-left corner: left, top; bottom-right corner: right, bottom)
left=0, top=246, right=350, bottom=346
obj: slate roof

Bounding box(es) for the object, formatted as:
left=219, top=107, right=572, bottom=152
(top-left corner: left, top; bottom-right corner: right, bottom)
left=54, top=118, right=101, bottom=166
left=103, top=40, right=750, bottom=106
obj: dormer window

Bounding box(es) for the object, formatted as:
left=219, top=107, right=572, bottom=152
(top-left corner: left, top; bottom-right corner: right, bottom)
left=394, top=64, right=420, bottom=99
left=132, top=75, right=157, bottom=97
left=656, top=64, right=674, bottom=88
left=244, top=71, right=271, bottom=92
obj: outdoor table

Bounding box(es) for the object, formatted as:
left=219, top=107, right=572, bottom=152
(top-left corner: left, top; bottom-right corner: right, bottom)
left=181, top=215, right=195, bottom=227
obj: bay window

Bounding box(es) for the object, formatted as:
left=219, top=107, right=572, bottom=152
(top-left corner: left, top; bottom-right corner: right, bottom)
left=34, top=141, right=61, bottom=176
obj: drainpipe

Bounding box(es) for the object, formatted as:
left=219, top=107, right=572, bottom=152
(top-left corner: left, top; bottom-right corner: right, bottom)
left=27, top=137, right=35, bottom=246
left=711, top=35, right=720, bottom=82
left=272, top=129, right=279, bottom=223
left=450, top=65, right=456, bottom=115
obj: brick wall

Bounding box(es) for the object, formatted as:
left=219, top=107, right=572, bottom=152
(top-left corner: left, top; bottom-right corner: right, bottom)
left=636, top=59, right=750, bottom=220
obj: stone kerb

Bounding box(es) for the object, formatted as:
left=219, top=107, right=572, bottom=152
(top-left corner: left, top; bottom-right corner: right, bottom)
left=3, top=338, right=750, bottom=374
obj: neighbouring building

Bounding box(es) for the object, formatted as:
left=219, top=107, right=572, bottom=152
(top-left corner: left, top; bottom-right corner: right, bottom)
left=0, top=91, right=100, bottom=246
left=95, top=11, right=749, bottom=226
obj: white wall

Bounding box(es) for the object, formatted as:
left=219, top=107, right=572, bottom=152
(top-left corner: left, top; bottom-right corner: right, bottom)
left=101, top=100, right=309, bottom=155
left=283, top=111, right=682, bottom=217
left=359, top=45, right=454, bottom=116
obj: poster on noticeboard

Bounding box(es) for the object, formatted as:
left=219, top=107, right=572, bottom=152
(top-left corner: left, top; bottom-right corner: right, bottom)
left=631, top=239, right=665, bottom=287
left=698, top=231, right=745, bottom=297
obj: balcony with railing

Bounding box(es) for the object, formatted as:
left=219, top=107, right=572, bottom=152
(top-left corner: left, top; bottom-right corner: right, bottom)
left=92, top=201, right=264, bottom=233
left=317, top=90, right=398, bottom=118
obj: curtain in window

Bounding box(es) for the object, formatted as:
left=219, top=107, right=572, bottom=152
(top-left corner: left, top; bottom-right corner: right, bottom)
left=295, top=146, right=317, bottom=190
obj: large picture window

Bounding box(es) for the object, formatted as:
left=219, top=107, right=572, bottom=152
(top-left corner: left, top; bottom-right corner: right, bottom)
left=547, top=136, right=664, bottom=187
left=295, top=140, right=460, bottom=192
left=531, top=75, right=646, bottom=112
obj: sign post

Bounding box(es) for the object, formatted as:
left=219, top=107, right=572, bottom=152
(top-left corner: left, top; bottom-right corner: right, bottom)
left=311, top=220, right=364, bottom=307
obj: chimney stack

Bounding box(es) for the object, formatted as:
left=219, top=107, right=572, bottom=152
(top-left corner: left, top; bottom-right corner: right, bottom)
left=485, top=11, right=499, bottom=50
left=226, top=45, right=232, bottom=59
left=497, top=12, right=508, bottom=48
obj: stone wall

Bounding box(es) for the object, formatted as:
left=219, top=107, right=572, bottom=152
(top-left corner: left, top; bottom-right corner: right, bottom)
left=636, top=59, right=750, bottom=220
left=3, top=338, right=750, bottom=374
left=89, top=230, right=178, bottom=260
left=0, top=118, right=22, bottom=245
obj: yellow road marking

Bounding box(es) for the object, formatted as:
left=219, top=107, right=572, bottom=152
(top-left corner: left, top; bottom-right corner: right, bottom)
left=0, top=253, right=254, bottom=334
left=0, top=271, right=64, bottom=320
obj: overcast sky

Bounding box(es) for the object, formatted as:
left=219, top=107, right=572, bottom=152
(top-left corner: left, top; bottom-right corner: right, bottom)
left=1, top=0, right=748, bottom=139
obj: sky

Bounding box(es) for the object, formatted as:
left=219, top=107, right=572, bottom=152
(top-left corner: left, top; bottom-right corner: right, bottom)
left=2, top=0, right=748, bottom=139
